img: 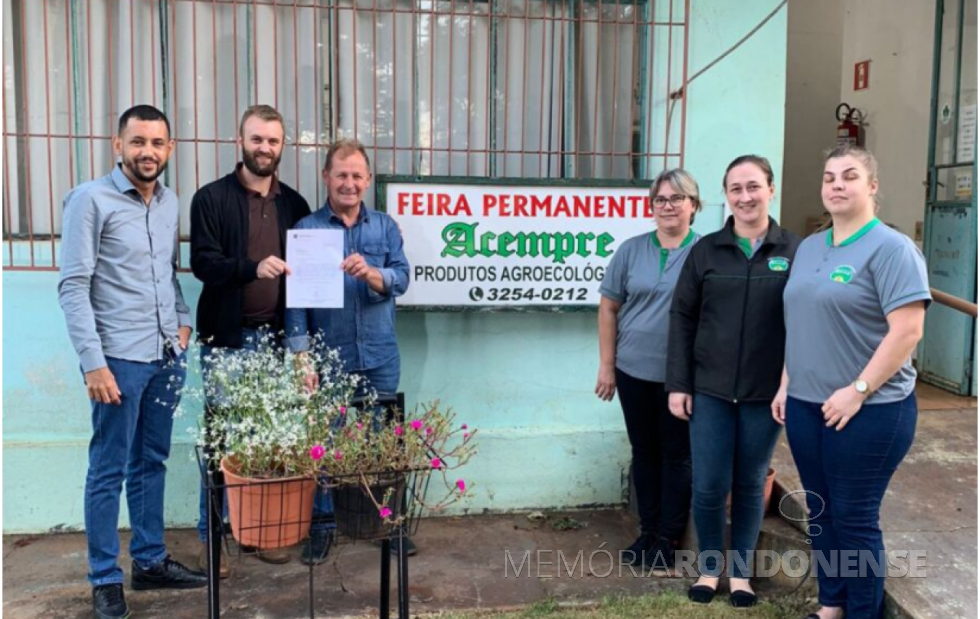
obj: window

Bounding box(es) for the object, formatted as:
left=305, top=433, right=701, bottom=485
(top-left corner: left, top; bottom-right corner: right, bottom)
left=2, top=0, right=687, bottom=269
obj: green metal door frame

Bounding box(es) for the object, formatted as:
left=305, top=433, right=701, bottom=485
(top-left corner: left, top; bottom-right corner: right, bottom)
left=921, top=0, right=977, bottom=394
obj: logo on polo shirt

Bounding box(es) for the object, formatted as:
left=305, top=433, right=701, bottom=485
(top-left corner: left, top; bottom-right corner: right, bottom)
left=768, top=257, right=790, bottom=272
left=830, top=265, right=856, bottom=284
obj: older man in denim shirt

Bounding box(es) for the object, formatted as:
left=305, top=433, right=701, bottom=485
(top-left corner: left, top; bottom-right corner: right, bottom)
left=285, top=138, right=411, bottom=561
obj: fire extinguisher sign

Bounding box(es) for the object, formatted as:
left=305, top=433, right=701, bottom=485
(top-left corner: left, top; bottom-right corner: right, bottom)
left=854, top=60, right=870, bottom=91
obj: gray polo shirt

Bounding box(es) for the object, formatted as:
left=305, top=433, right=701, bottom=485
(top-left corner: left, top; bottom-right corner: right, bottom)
left=58, top=165, right=191, bottom=372
left=599, top=230, right=698, bottom=383
left=783, top=219, right=931, bottom=404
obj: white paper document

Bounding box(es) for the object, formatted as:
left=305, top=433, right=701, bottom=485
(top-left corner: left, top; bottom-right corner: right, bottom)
left=286, top=229, right=345, bottom=308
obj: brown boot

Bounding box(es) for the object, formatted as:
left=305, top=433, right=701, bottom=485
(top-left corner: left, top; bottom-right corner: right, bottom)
left=242, top=546, right=292, bottom=564
left=197, top=541, right=230, bottom=578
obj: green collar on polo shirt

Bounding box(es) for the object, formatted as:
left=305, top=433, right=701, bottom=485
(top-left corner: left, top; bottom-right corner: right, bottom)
left=651, top=229, right=696, bottom=272
left=827, top=217, right=881, bottom=247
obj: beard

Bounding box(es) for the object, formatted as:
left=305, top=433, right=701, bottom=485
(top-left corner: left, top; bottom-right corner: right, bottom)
left=122, top=155, right=167, bottom=183
left=242, top=148, right=282, bottom=177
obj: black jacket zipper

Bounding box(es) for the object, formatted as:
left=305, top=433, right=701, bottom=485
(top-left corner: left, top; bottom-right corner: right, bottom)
left=731, top=247, right=755, bottom=403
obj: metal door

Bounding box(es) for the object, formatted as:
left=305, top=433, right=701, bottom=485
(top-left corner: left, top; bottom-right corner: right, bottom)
left=920, top=0, right=978, bottom=395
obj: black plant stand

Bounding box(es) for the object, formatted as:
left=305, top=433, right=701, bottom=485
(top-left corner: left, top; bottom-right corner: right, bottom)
left=198, top=393, right=417, bottom=619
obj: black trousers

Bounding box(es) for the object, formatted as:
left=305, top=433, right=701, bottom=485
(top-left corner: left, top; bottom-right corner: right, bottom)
left=616, top=367, right=692, bottom=541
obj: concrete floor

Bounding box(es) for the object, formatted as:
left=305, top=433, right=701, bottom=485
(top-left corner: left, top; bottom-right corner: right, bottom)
left=3, top=384, right=973, bottom=619
left=3, top=510, right=712, bottom=619
left=770, top=383, right=977, bottom=619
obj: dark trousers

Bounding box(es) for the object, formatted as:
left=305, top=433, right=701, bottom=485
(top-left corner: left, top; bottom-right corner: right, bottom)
left=197, top=327, right=271, bottom=541
left=689, top=393, right=782, bottom=578
left=616, top=368, right=692, bottom=541
left=312, top=359, right=401, bottom=530
left=786, top=393, right=917, bottom=619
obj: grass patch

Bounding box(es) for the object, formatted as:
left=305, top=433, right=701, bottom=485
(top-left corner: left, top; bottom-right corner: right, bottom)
left=435, top=592, right=812, bottom=619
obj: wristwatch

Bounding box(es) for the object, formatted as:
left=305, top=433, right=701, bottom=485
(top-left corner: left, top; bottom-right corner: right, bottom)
left=853, top=379, right=870, bottom=396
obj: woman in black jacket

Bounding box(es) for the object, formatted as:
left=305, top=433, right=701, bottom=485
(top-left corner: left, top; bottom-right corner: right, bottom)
left=666, top=155, right=801, bottom=607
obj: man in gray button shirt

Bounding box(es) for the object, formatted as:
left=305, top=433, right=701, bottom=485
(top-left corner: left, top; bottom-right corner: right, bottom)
left=58, top=105, right=205, bottom=619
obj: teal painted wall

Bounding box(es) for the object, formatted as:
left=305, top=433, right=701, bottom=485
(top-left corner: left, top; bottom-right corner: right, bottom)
left=2, top=0, right=788, bottom=533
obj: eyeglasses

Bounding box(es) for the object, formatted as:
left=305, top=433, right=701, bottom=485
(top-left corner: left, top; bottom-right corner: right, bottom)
left=652, top=194, right=688, bottom=207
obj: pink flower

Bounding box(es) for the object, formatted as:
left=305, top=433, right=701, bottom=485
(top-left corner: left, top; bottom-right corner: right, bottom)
left=356, top=422, right=364, bottom=430
left=411, top=419, right=423, bottom=431
left=379, top=507, right=393, bottom=519
left=333, top=450, right=343, bottom=460
left=425, top=427, right=434, bottom=435
left=339, top=406, right=347, bottom=415
left=461, top=423, right=468, bottom=430
left=464, top=433, right=470, bottom=440
left=431, top=457, right=442, bottom=469
left=309, top=445, right=325, bottom=461
left=456, top=479, right=466, bottom=493
left=394, top=426, right=404, bottom=436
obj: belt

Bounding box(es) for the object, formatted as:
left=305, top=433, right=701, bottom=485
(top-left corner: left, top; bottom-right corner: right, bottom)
left=242, top=318, right=275, bottom=329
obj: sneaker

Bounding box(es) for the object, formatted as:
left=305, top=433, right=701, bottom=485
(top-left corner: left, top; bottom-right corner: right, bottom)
left=131, top=555, right=208, bottom=590
left=300, top=529, right=334, bottom=565
left=241, top=545, right=292, bottom=565
left=197, top=540, right=230, bottom=578
left=93, top=584, right=130, bottom=619
left=620, top=532, right=655, bottom=566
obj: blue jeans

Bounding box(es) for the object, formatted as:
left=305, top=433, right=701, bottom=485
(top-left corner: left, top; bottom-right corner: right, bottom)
left=312, top=358, right=401, bottom=531
left=196, top=327, right=270, bottom=542
left=689, top=393, right=782, bottom=578
left=786, top=394, right=917, bottom=619
left=85, top=352, right=186, bottom=586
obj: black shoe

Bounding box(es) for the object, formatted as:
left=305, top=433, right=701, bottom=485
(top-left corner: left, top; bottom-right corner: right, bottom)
left=620, top=532, right=655, bottom=566
left=644, top=537, right=676, bottom=570
left=729, top=589, right=758, bottom=608
left=687, top=583, right=717, bottom=604
left=131, top=555, right=207, bottom=590
left=392, top=534, right=418, bottom=557
left=301, top=529, right=334, bottom=565
left=372, top=532, right=419, bottom=557
left=93, top=584, right=130, bottom=619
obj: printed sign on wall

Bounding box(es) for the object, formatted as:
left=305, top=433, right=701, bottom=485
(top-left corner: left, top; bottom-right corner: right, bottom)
left=386, top=181, right=653, bottom=306
left=854, top=60, right=870, bottom=91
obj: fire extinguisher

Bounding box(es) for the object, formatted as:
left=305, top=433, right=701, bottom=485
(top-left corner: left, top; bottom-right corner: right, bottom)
left=835, top=103, right=864, bottom=147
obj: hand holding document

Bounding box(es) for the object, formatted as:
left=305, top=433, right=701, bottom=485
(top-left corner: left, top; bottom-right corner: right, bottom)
left=286, top=229, right=345, bottom=308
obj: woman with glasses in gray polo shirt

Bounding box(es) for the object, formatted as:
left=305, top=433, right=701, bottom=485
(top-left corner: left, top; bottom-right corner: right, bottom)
left=775, top=145, right=930, bottom=619
left=596, top=169, right=702, bottom=571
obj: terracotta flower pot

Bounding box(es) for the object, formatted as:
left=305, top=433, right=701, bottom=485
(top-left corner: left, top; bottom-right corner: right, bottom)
left=220, top=457, right=317, bottom=550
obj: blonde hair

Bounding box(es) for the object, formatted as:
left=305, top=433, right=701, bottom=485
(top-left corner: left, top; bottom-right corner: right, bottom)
left=825, top=144, right=880, bottom=212
left=650, top=168, right=703, bottom=224
left=239, top=104, right=284, bottom=137
left=825, top=144, right=879, bottom=180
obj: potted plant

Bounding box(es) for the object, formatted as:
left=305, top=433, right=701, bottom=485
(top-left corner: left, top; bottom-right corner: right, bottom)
left=187, top=332, right=477, bottom=547
left=190, top=333, right=362, bottom=549
left=314, top=400, right=477, bottom=540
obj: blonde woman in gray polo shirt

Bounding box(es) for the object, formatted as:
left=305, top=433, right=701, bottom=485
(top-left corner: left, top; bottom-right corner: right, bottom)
left=775, top=145, right=930, bottom=619
left=596, top=169, right=702, bottom=570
